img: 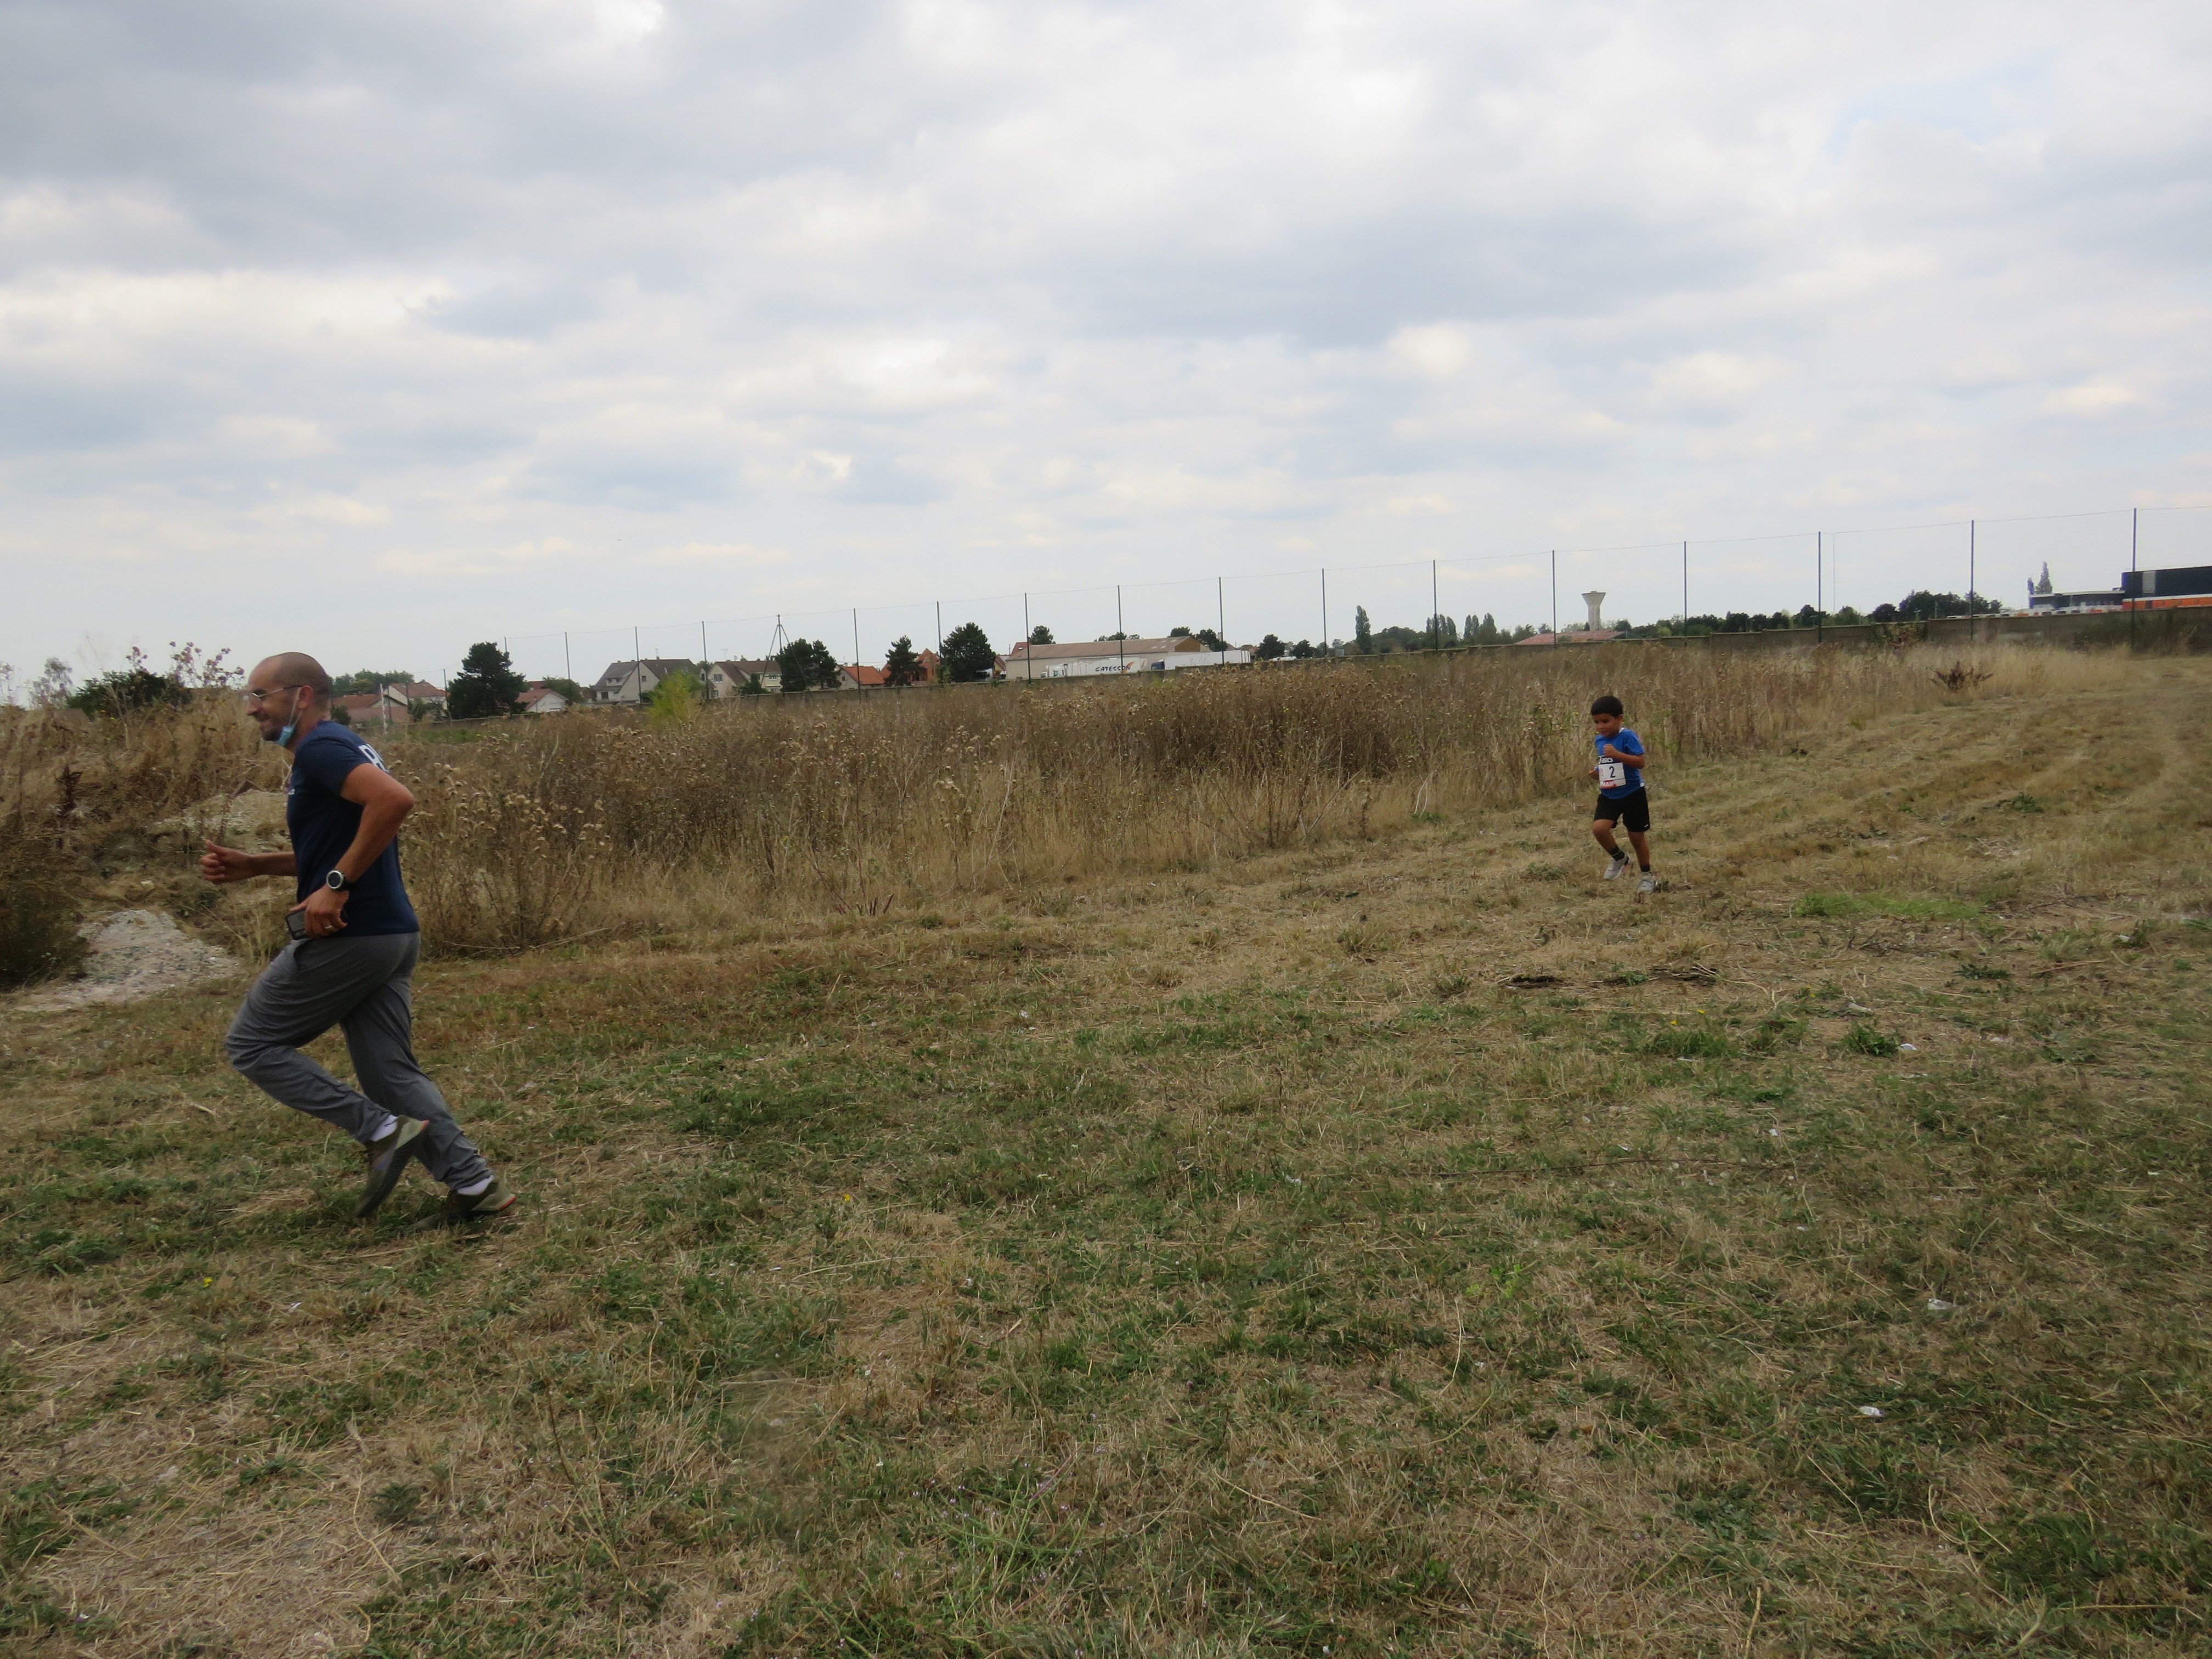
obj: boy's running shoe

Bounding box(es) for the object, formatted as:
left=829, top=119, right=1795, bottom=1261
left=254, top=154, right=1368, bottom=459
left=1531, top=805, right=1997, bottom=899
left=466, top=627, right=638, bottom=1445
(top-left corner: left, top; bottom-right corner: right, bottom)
left=444, top=1177, right=517, bottom=1221
left=357, top=1118, right=429, bottom=1218
left=1603, top=854, right=1630, bottom=881
left=1637, top=873, right=1659, bottom=894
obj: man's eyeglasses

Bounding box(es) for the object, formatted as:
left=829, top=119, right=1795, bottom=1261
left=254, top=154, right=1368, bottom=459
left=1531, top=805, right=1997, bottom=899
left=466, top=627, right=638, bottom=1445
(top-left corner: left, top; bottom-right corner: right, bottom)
left=241, top=685, right=302, bottom=706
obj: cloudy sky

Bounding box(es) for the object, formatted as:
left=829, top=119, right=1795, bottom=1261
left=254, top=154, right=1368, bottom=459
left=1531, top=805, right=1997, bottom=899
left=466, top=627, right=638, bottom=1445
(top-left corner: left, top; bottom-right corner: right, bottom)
left=4, top=0, right=2209, bottom=685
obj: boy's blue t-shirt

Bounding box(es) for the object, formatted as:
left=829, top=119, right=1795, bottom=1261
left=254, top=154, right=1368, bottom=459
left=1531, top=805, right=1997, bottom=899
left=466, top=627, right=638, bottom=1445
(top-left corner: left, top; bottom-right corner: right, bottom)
left=1595, top=727, right=1646, bottom=799
left=286, top=721, right=420, bottom=935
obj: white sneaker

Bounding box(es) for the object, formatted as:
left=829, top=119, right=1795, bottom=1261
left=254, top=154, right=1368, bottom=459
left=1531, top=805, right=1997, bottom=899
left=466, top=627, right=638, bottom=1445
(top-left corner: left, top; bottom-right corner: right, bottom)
left=1637, top=872, right=1658, bottom=894
left=1603, top=854, right=1630, bottom=881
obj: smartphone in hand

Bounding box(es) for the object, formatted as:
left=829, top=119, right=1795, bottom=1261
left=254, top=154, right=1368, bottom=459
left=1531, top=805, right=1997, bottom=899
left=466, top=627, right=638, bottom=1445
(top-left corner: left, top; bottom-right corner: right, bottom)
left=285, top=908, right=309, bottom=943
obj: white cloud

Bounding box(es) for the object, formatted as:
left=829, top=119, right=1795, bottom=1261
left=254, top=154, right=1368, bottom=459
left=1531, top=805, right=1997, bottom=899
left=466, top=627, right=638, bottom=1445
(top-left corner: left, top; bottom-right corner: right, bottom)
left=3, top=0, right=2211, bottom=677
left=651, top=540, right=791, bottom=566
left=2042, top=380, right=2142, bottom=416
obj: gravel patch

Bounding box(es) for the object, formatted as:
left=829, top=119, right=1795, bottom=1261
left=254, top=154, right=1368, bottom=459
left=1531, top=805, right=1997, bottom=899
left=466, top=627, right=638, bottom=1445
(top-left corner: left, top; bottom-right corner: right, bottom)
left=18, top=909, right=243, bottom=1011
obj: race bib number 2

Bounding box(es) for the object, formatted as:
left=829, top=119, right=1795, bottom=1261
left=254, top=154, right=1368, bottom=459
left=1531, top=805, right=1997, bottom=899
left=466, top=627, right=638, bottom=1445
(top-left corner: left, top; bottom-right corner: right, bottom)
left=1596, top=759, right=1628, bottom=789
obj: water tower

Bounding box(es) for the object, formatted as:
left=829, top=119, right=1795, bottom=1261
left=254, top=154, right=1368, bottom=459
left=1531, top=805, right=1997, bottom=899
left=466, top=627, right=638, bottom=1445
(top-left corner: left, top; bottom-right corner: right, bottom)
left=1581, top=591, right=1606, bottom=631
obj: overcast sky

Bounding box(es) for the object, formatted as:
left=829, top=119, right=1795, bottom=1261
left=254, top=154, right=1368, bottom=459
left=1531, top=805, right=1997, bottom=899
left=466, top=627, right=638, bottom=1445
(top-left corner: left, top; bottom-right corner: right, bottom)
left=4, top=0, right=2209, bottom=685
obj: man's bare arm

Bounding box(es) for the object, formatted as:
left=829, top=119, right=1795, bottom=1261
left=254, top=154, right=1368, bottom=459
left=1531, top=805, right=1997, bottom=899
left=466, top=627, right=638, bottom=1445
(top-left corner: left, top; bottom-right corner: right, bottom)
left=331, top=764, right=415, bottom=883
left=201, top=843, right=297, bottom=882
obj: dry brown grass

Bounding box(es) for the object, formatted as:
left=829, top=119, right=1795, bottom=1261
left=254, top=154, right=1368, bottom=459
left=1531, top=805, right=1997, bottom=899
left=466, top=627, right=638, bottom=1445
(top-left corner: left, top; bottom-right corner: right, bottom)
left=0, top=651, right=2204, bottom=1657
left=395, top=642, right=2141, bottom=949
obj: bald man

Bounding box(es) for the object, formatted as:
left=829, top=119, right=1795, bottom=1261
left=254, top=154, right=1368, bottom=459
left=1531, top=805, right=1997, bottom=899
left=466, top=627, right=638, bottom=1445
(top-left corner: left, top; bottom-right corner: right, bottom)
left=201, top=653, right=513, bottom=1221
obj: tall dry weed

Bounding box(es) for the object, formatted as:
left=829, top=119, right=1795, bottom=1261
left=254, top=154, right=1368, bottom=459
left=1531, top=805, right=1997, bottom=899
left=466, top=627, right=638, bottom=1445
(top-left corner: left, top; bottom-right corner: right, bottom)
left=0, top=694, right=275, bottom=879
left=397, top=640, right=2128, bottom=947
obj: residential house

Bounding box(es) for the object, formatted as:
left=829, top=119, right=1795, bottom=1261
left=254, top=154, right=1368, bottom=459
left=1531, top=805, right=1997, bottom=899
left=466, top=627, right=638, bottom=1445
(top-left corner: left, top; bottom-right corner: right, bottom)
left=398, top=680, right=447, bottom=712
left=1002, top=636, right=1251, bottom=678
left=331, top=686, right=413, bottom=727
left=590, top=659, right=699, bottom=704
left=706, top=659, right=780, bottom=697
left=518, top=683, right=571, bottom=714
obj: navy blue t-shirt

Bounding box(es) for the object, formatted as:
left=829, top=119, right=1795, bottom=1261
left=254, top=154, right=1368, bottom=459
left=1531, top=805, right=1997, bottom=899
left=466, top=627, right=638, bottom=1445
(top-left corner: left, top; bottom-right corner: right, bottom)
left=1595, top=727, right=1646, bottom=800
left=286, top=721, right=419, bottom=935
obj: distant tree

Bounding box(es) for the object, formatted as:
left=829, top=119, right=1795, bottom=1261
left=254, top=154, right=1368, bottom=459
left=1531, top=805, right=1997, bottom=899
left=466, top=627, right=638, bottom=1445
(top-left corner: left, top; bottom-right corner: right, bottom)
left=1353, top=606, right=1374, bottom=654
left=883, top=636, right=926, bottom=687
left=1027, top=624, right=1055, bottom=646
left=938, top=622, right=997, bottom=683
left=330, top=669, right=416, bottom=697
left=738, top=674, right=766, bottom=696
left=2035, top=562, right=2053, bottom=596
left=1897, top=589, right=2001, bottom=622
left=645, top=668, right=704, bottom=723
left=776, top=638, right=841, bottom=692
left=1254, top=634, right=1287, bottom=660
left=1195, top=627, right=1227, bottom=652
left=1168, top=625, right=1190, bottom=637
left=1425, top=614, right=1459, bottom=648
left=539, top=676, right=586, bottom=704
left=29, top=658, right=74, bottom=708
left=1288, top=639, right=1318, bottom=659
left=1834, top=606, right=1865, bottom=625
left=446, top=642, right=527, bottom=719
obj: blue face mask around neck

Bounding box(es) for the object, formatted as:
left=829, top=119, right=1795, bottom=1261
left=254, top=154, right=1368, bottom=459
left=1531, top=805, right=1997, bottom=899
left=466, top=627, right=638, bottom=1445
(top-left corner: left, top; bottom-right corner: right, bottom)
left=268, top=687, right=304, bottom=747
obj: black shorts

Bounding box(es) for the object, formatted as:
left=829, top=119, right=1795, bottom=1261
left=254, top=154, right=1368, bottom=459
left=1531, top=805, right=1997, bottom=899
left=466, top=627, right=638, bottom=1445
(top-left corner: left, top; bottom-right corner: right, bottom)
left=1594, top=788, right=1650, bottom=832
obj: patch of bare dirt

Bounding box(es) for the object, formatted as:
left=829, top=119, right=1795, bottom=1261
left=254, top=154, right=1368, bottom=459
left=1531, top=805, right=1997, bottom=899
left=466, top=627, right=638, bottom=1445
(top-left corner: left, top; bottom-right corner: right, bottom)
left=18, top=909, right=241, bottom=1011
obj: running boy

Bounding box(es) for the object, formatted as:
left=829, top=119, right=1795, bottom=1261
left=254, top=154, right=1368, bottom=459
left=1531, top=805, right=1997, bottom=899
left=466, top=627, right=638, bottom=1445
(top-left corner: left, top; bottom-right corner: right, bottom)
left=1588, top=695, right=1656, bottom=893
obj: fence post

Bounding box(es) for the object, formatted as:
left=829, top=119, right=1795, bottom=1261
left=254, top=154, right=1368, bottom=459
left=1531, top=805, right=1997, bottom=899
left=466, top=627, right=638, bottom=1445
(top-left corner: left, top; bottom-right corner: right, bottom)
left=1681, top=540, right=1688, bottom=626
left=1116, top=586, right=1125, bottom=674
left=1431, top=558, right=1439, bottom=653
left=1321, top=568, right=1328, bottom=656
left=1816, top=533, right=1823, bottom=642
left=563, top=632, right=571, bottom=686
left=1217, top=575, right=1225, bottom=663
left=1550, top=551, right=1558, bottom=645
left=935, top=602, right=943, bottom=688
left=2131, top=506, right=2139, bottom=649
left=632, top=625, right=640, bottom=703
left=852, top=608, right=861, bottom=692
left=1968, top=519, right=1977, bottom=644
left=1023, top=592, right=1032, bottom=680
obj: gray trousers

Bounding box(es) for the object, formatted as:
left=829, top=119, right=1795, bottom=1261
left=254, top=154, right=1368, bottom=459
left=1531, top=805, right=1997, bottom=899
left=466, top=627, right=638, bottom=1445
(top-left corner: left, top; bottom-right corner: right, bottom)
left=225, top=932, right=490, bottom=1190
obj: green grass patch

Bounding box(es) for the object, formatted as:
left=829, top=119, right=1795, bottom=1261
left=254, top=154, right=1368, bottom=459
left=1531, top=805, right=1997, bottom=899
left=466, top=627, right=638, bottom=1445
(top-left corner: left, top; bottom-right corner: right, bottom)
left=1796, top=891, right=1984, bottom=921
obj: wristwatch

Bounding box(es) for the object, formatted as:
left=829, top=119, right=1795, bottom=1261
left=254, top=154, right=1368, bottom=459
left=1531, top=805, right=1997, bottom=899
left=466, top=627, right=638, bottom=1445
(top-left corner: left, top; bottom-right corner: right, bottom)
left=324, top=870, right=353, bottom=892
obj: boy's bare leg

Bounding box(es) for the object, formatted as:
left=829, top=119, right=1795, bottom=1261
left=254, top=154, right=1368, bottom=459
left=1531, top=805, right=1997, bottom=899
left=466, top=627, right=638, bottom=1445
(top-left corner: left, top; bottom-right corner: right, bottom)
left=1593, top=820, right=1623, bottom=857
left=1627, top=829, right=1651, bottom=868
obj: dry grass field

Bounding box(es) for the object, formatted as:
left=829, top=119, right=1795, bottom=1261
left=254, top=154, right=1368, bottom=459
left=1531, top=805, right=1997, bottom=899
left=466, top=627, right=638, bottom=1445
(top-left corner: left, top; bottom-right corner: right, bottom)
left=0, top=650, right=2207, bottom=1656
